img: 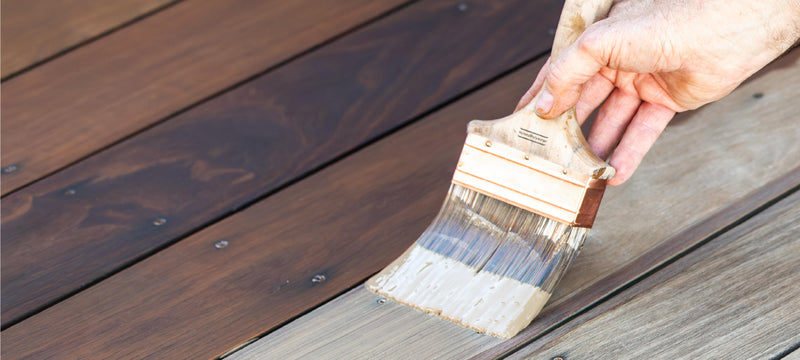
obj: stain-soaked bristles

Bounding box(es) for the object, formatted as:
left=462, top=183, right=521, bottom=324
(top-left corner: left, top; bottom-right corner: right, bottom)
left=367, top=184, right=592, bottom=338
left=416, top=184, right=587, bottom=293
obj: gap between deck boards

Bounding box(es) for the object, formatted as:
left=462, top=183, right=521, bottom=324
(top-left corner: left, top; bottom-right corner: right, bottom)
left=1, top=2, right=555, bottom=344
left=220, top=50, right=800, bottom=360
left=1, top=0, right=184, bottom=80
left=499, top=171, right=800, bottom=359
left=0, top=0, right=421, bottom=327
left=0, top=0, right=413, bottom=195
left=3, top=5, right=796, bottom=360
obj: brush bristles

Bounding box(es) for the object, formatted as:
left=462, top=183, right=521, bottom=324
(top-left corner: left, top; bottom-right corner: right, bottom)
left=418, top=184, right=586, bottom=291
left=366, top=184, right=589, bottom=338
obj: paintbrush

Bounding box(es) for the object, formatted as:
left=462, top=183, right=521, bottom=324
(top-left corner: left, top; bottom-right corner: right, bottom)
left=366, top=0, right=615, bottom=338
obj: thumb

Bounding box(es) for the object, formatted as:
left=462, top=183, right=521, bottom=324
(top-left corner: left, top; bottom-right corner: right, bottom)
left=535, top=30, right=609, bottom=119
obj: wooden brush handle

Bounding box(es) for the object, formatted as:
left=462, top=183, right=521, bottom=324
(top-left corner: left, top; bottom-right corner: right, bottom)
left=467, top=0, right=615, bottom=180
left=551, top=0, right=614, bottom=60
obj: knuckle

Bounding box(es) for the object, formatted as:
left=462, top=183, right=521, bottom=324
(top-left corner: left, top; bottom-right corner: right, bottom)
left=577, top=26, right=607, bottom=56
left=577, top=32, right=601, bottom=54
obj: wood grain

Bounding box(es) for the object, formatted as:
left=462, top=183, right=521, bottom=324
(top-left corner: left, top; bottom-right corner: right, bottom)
left=235, top=287, right=505, bottom=360
left=232, top=169, right=800, bottom=360
left=225, top=51, right=800, bottom=359
left=1, top=0, right=564, bottom=332
left=0, top=57, right=540, bottom=360
left=7, top=45, right=795, bottom=360
left=0, top=0, right=407, bottom=195
left=1, top=0, right=176, bottom=78
left=508, top=190, right=800, bottom=360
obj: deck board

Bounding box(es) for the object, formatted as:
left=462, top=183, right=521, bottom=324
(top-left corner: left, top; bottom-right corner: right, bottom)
left=1, top=1, right=567, bottom=355
left=5, top=44, right=793, bottom=359
left=507, top=189, right=800, bottom=360
left=0, top=0, right=408, bottom=195
left=227, top=51, right=800, bottom=359
left=0, top=0, right=177, bottom=78
left=3, top=2, right=799, bottom=359
left=0, top=46, right=548, bottom=358
left=0, top=0, right=564, bottom=329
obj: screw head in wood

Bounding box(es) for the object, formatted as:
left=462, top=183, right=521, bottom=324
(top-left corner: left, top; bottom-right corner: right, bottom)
left=562, top=169, right=568, bottom=175
left=311, top=274, right=326, bottom=283
left=64, top=189, right=76, bottom=195
left=377, top=298, right=387, bottom=304
left=2, top=165, right=18, bottom=174
left=152, top=218, right=167, bottom=226
left=485, top=140, right=492, bottom=147
left=214, top=240, right=229, bottom=249
left=524, top=154, right=530, bottom=160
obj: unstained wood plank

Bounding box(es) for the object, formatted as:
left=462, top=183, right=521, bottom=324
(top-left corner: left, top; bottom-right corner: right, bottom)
left=227, top=51, right=800, bottom=359
left=1, top=0, right=564, bottom=335
left=1, top=0, right=176, bottom=78
left=5, top=48, right=797, bottom=360
left=0, top=0, right=408, bottom=194
left=507, top=190, right=800, bottom=360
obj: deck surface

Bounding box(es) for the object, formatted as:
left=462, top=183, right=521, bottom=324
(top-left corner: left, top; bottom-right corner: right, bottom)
left=2, top=1, right=799, bottom=359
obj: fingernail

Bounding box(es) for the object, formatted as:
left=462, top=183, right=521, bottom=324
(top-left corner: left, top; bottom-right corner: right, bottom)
left=535, top=89, right=553, bottom=116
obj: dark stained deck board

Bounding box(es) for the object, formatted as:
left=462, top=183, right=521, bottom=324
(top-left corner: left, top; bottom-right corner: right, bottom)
left=0, top=0, right=409, bottom=195
left=0, top=0, right=177, bottom=78
left=0, top=51, right=550, bottom=360
left=5, top=47, right=800, bottom=360
left=0, top=0, right=564, bottom=329
left=222, top=51, right=800, bottom=360
left=507, top=189, right=800, bottom=360
left=0, top=60, right=527, bottom=360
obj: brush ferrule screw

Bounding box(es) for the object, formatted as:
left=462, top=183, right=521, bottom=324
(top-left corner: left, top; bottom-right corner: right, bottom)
left=2, top=165, right=18, bottom=174
left=311, top=274, right=326, bottom=283
left=214, top=240, right=229, bottom=249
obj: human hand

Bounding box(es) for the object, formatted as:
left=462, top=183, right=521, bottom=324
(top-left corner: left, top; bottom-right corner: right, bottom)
left=516, top=0, right=800, bottom=186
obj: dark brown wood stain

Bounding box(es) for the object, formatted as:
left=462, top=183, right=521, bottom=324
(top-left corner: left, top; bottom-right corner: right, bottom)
left=0, top=53, right=545, bottom=360
left=0, top=0, right=408, bottom=194
left=8, top=0, right=793, bottom=358
left=1, top=0, right=176, bottom=78
left=1, top=0, right=562, bottom=330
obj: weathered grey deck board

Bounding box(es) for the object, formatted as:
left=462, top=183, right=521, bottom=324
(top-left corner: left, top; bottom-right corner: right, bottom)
left=230, top=51, right=800, bottom=360
left=232, top=287, right=503, bottom=360
left=509, top=189, right=800, bottom=360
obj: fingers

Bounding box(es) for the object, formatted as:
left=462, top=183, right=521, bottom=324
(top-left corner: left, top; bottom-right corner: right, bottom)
left=515, top=58, right=551, bottom=112
left=575, top=72, right=615, bottom=124
left=607, top=102, right=675, bottom=186
left=587, top=88, right=641, bottom=159
left=535, top=30, right=609, bottom=119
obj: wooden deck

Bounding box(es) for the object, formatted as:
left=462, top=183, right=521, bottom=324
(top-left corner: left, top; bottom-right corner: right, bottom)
left=2, top=1, right=799, bottom=358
